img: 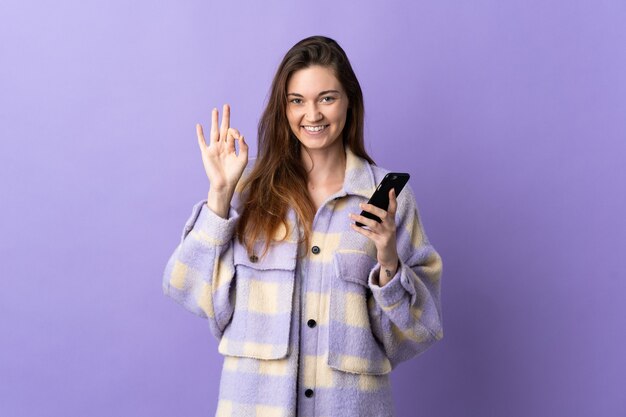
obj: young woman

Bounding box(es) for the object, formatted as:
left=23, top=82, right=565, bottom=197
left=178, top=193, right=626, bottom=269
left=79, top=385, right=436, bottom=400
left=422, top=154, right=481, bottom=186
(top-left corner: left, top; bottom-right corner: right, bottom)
left=163, top=35, right=443, bottom=417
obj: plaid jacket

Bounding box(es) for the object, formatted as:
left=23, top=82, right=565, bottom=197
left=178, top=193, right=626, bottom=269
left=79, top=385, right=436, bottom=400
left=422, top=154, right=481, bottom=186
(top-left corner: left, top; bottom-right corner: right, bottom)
left=162, top=146, right=444, bottom=417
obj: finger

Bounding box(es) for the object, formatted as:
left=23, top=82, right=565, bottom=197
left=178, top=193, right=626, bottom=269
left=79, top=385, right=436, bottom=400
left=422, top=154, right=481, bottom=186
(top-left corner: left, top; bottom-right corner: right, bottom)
left=228, top=127, right=241, bottom=139
left=349, top=212, right=381, bottom=230
left=351, top=223, right=374, bottom=239
left=387, top=188, right=398, bottom=216
left=226, top=127, right=240, bottom=153
left=359, top=202, right=388, bottom=221
left=196, top=123, right=207, bottom=149
left=220, top=103, right=230, bottom=141
left=210, top=108, right=219, bottom=145
left=238, top=135, right=248, bottom=158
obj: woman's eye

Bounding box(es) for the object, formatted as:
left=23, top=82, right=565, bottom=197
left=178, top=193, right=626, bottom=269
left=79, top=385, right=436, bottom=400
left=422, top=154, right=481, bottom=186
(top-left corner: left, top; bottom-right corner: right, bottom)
left=289, top=98, right=302, bottom=104
left=321, top=96, right=335, bottom=103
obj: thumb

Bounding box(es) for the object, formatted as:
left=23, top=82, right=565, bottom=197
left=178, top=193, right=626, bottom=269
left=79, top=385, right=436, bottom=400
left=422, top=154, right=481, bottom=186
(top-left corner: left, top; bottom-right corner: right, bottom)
left=238, top=135, right=248, bottom=157
left=388, top=188, right=398, bottom=215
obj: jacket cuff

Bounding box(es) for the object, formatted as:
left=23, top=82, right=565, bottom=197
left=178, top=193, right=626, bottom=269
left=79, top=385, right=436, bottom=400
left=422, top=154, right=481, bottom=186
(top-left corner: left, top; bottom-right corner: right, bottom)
left=182, top=199, right=239, bottom=246
left=368, top=261, right=416, bottom=307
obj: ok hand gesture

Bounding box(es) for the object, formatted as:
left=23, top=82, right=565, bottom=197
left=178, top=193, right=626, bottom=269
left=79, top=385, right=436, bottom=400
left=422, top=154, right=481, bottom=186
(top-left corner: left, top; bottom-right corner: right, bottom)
left=196, top=103, right=249, bottom=193
left=197, top=104, right=248, bottom=218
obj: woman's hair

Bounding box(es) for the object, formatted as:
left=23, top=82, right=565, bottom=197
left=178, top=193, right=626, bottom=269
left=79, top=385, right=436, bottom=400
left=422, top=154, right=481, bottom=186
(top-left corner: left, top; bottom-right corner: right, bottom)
left=235, top=35, right=375, bottom=257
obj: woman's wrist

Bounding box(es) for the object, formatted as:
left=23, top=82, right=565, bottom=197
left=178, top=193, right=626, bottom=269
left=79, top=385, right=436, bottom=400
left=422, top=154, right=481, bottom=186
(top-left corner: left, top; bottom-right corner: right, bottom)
left=379, top=258, right=400, bottom=286
left=207, top=187, right=234, bottom=219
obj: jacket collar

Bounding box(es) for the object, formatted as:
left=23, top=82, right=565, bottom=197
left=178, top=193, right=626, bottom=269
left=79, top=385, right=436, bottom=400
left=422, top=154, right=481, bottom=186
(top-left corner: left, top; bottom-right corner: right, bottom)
left=237, top=146, right=377, bottom=215
left=342, top=146, right=377, bottom=199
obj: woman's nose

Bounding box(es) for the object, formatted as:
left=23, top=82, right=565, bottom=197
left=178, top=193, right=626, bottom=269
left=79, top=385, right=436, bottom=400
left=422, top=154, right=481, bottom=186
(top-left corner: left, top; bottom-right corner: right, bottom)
left=305, top=103, right=323, bottom=123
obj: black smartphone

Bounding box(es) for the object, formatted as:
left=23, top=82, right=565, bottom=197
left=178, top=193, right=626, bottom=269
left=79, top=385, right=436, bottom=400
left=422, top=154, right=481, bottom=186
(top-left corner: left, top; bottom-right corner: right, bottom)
left=355, top=172, right=410, bottom=228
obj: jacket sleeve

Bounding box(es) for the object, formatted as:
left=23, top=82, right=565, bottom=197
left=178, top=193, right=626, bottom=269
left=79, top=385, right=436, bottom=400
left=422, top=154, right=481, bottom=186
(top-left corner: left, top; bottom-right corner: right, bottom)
left=366, top=183, right=444, bottom=369
left=162, top=199, right=239, bottom=341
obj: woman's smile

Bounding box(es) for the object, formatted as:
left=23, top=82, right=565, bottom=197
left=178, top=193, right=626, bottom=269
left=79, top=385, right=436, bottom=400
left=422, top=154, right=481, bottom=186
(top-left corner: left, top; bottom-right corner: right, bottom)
left=302, top=124, right=330, bottom=135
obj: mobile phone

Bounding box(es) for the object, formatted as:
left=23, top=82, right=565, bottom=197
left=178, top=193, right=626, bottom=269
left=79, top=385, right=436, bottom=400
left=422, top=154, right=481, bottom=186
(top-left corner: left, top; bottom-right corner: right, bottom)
left=355, top=172, right=410, bottom=228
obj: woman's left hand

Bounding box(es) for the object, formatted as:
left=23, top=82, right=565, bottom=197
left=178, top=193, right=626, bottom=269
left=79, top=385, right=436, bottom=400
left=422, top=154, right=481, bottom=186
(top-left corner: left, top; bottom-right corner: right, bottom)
left=349, top=188, right=400, bottom=286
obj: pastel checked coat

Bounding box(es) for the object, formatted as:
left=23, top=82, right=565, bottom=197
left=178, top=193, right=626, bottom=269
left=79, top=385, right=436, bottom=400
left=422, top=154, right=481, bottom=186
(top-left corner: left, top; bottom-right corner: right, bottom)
left=162, top=146, right=444, bottom=417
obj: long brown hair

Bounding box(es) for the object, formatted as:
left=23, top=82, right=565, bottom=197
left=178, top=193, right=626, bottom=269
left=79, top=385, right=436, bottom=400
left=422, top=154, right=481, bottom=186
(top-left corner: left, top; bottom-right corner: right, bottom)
left=236, top=35, right=375, bottom=257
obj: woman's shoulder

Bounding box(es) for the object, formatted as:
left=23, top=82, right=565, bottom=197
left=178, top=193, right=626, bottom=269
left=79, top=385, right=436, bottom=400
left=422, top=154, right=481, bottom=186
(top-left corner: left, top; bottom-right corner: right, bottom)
left=369, top=164, right=390, bottom=182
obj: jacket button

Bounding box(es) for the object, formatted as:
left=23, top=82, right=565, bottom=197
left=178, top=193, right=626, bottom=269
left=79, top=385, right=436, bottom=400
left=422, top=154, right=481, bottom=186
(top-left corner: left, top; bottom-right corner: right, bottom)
left=249, top=254, right=258, bottom=263
left=307, top=319, right=316, bottom=328
left=311, top=245, right=320, bottom=255
left=305, top=388, right=314, bottom=398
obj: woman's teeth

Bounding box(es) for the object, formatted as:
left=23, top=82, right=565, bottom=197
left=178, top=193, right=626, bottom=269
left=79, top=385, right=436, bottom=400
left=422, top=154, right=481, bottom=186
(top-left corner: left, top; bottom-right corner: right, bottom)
left=303, top=125, right=327, bottom=132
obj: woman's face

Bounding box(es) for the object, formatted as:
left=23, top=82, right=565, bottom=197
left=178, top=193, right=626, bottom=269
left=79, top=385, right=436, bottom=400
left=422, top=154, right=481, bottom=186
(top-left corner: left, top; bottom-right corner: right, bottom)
left=286, top=65, right=349, bottom=152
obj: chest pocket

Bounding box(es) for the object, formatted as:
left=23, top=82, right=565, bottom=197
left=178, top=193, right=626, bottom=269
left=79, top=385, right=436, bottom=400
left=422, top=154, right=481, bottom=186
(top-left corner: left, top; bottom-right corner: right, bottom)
left=217, top=239, right=297, bottom=360
left=328, top=250, right=392, bottom=375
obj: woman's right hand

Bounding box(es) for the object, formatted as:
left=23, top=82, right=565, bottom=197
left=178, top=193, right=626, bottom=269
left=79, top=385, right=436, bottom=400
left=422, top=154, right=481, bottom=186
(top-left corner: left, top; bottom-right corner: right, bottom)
left=196, top=104, right=249, bottom=193
left=197, top=104, right=249, bottom=218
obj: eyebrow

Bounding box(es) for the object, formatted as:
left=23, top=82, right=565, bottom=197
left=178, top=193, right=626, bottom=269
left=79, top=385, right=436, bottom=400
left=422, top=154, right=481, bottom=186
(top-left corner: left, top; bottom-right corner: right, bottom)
left=287, top=90, right=341, bottom=97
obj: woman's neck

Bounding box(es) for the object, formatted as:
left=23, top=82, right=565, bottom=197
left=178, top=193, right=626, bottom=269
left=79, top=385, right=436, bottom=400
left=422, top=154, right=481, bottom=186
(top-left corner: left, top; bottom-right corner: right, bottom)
left=301, top=142, right=347, bottom=189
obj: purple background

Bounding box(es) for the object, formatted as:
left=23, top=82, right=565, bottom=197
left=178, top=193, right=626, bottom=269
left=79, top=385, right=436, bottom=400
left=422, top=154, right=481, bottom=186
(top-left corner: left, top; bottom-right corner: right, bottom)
left=1, top=1, right=625, bottom=416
